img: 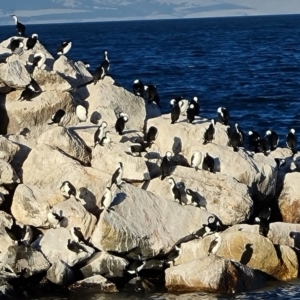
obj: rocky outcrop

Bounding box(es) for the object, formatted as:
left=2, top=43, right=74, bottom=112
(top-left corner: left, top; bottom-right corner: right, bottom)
left=91, top=183, right=216, bottom=258
left=0, top=159, right=19, bottom=187
left=46, top=259, right=74, bottom=286
left=145, top=166, right=253, bottom=225
left=165, top=255, right=269, bottom=293
left=70, top=275, right=118, bottom=292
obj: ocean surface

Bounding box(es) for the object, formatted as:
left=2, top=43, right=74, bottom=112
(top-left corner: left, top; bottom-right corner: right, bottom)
left=1, top=15, right=300, bottom=299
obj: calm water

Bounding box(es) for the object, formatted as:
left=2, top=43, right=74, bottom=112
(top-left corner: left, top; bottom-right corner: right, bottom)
left=1, top=15, right=300, bottom=299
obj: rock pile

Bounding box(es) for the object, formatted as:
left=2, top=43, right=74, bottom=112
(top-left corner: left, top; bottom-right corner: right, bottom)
left=0, top=36, right=299, bottom=299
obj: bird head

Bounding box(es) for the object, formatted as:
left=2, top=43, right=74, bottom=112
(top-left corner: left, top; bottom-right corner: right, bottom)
left=266, top=130, right=271, bottom=136
left=193, top=96, right=198, bottom=102
left=32, top=33, right=38, bottom=39
left=119, top=162, right=123, bottom=169
left=291, top=128, right=296, bottom=134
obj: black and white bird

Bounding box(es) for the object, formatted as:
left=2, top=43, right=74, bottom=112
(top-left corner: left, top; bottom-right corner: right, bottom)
left=21, top=225, right=33, bottom=246
left=32, top=52, right=46, bottom=69
left=94, top=121, right=108, bottom=147
left=265, top=130, right=279, bottom=151
left=255, top=207, right=271, bottom=237
left=202, top=153, right=215, bottom=173
left=5, top=220, right=26, bottom=244
left=70, top=227, right=85, bottom=244
left=217, top=107, right=230, bottom=125
left=208, top=232, right=222, bottom=256
left=168, top=177, right=182, bottom=205
left=100, top=131, right=111, bottom=146
left=144, top=85, right=160, bottom=106
left=60, top=181, right=76, bottom=198
left=47, top=208, right=64, bottom=228
left=170, top=99, right=181, bottom=124
left=186, top=104, right=196, bottom=124
left=206, top=215, right=221, bottom=233
left=160, top=151, right=172, bottom=180
left=146, top=126, right=158, bottom=148
left=48, top=109, right=66, bottom=125
left=229, top=123, right=243, bottom=152
left=133, top=79, right=144, bottom=97
left=111, top=162, right=123, bottom=188
left=248, top=130, right=261, bottom=150
left=256, top=138, right=269, bottom=156
left=203, top=119, right=216, bottom=144
left=186, top=188, right=202, bottom=207
left=189, top=96, right=200, bottom=115
left=57, top=41, right=72, bottom=56
left=100, top=50, right=110, bottom=73
left=127, top=260, right=146, bottom=276
left=67, top=239, right=87, bottom=254
left=286, top=128, right=297, bottom=155
left=11, top=15, right=26, bottom=36
left=18, top=84, right=37, bottom=101
left=190, top=151, right=202, bottom=171
left=166, top=245, right=182, bottom=266
left=26, top=34, right=38, bottom=50
left=9, top=38, right=24, bottom=55
left=100, top=186, right=113, bottom=210
left=115, top=113, right=129, bottom=135
left=93, top=66, right=106, bottom=84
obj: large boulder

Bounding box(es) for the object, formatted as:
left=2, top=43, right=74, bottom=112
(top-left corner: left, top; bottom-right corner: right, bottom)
left=0, top=136, right=20, bottom=162
left=165, top=255, right=269, bottom=293
left=46, top=259, right=74, bottom=286
left=37, top=126, right=91, bottom=166
left=22, top=143, right=111, bottom=215
left=90, top=183, right=217, bottom=259
left=278, top=172, right=300, bottom=223
left=11, top=184, right=65, bottom=227
left=145, top=166, right=253, bottom=225
left=80, top=252, right=128, bottom=278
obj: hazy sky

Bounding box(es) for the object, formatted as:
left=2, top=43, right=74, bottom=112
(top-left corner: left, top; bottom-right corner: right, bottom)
left=0, top=0, right=300, bottom=24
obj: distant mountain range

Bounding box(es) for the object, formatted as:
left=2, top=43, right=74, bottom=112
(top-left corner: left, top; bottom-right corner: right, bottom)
left=0, top=0, right=300, bottom=25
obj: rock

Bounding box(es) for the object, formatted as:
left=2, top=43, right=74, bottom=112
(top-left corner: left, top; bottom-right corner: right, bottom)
left=0, top=278, right=18, bottom=299
left=0, top=136, right=20, bottom=162
left=0, top=81, right=12, bottom=94
left=70, top=275, right=118, bottom=293
left=0, top=61, right=31, bottom=89
left=80, top=252, right=128, bottom=278
left=145, top=166, right=253, bottom=225
left=11, top=184, right=65, bottom=227
left=46, top=259, right=74, bottom=286
left=91, top=134, right=150, bottom=182
left=0, top=186, right=8, bottom=207
left=39, top=227, right=94, bottom=266
left=53, top=56, right=93, bottom=87
left=32, top=68, right=72, bottom=92
left=278, top=172, right=300, bottom=223
left=51, top=197, right=97, bottom=240
left=90, top=183, right=217, bottom=259
left=22, top=143, right=112, bottom=215
left=0, top=211, right=15, bottom=257
left=1, top=245, right=50, bottom=277
left=77, top=77, right=147, bottom=133
left=165, top=255, right=269, bottom=293
left=37, top=126, right=91, bottom=166
left=0, top=159, right=19, bottom=187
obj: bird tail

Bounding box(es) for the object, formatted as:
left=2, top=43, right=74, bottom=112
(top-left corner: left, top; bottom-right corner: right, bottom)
left=203, top=140, right=208, bottom=145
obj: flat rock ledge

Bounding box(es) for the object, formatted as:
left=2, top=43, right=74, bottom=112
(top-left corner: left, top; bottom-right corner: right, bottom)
left=0, top=35, right=299, bottom=299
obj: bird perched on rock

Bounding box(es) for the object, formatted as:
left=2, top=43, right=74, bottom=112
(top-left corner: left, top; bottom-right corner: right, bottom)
left=9, top=38, right=24, bottom=55
left=190, top=151, right=202, bottom=171
left=170, top=99, right=182, bottom=124
left=60, top=181, right=76, bottom=198
left=100, top=50, right=110, bottom=73
left=48, top=109, right=66, bottom=126
left=144, top=85, right=160, bottom=106
left=94, top=121, right=108, bottom=147
left=100, top=131, right=111, bottom=146
left=217, top=107, right=230, bottom=125
left=166, top=245, right=182, bottom=266
left=189, top=96, right=200, bottom=116
left=26, top=34, right=38, bottom=50
left=5, top=219, right=26, bottom=244
left=133, top=79, right=144, bottom=97
left=67, top=239, right=88, bottom=254
left=208, top=232, right=222, bottom=256
left=47, top=208, right=64, bottom=228
left=265, top=130, right=279, bottom=151
left=248, top=130, right=261, bottom=150
left=146, top=126, right=158, bottom=148
left=185, top=188, right=205, bottom=209
left=18, top=84, right=38, bottom=101
left=93, top=65, right=106, bottom=84
left=57, top=41, right=72, bottom=56
left=256, top=138, right=269, bottom=156
left=111, top=162, right=124, bottom=188
left=160, top=151, right=172, bottom=180
left=70, top=227, right=85, bottom=244
left=286, top=128, right=297, bottom=155
left=229, top=123, right=243, bottom=152
left=127, top=260, right=146, bottom=276
left=115, top=113, right=129, bottom=135
left=186, top=104, right=196, bottom=124
left=11, top=15, right=26, bottom=36
left=32, top=52, right=46, bottom=69
left=255, top=207, right=271, bottom=237
left=202, top=153, right=215, bottom=173
left=100, top=186, right=113, bottom=211
left=203, top=119, right=216, bottom=144
left=168, top=177, right=182, bottom=205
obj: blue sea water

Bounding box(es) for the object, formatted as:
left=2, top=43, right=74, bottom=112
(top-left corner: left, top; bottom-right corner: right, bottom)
left=1, top=15, right=300, bottom=299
